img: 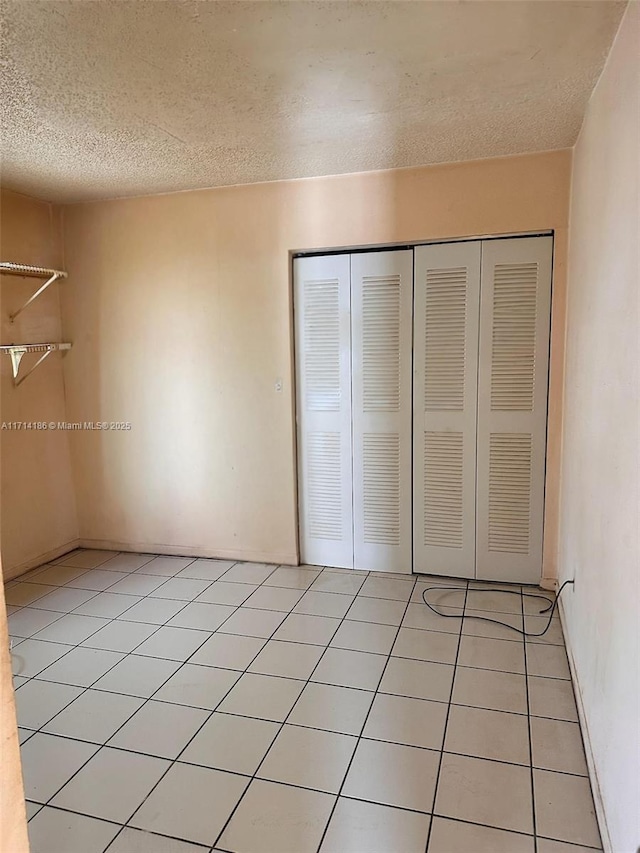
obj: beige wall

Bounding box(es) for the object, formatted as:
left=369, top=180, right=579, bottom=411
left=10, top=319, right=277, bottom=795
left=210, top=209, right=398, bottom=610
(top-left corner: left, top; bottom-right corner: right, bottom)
left=0, top=189, right=79, bottom=579
left=558, top=4, right=639, bottom=852
left=60, top=150, right=571, bottom=576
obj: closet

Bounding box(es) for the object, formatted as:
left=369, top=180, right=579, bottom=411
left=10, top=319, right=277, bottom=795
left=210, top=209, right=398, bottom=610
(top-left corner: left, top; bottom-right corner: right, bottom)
left=295, top=235, right=552, bottom=584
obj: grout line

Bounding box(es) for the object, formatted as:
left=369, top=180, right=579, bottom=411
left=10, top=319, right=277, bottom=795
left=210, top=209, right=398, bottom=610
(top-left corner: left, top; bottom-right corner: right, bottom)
left=423, top=579, right=469, bottom=853
left=522, top=585, right=538, bottom=852
left=312, top=574, right=421, bottom=853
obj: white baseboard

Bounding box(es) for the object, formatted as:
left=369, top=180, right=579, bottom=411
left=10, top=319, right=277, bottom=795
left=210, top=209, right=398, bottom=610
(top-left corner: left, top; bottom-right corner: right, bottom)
left=559, top=600, right=612, bottom=853
left=3, top=539, right=81, bottom=581
left=78, top=538, right=299, bottom=568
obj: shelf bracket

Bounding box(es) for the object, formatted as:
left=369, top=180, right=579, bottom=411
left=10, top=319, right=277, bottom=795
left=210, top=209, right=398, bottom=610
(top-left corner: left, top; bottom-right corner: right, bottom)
left=0, top=343, right=72, bottom=387
left=0, top=263, right=68, bottom=323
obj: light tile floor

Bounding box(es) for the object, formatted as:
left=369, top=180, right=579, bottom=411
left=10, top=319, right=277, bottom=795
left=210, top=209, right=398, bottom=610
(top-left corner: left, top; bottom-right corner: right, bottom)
left=6, top=549, right=601, bottom=853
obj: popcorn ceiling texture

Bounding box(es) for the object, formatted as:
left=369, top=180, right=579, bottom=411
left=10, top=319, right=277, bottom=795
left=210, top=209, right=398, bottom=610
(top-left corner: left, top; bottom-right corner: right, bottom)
left=0, top=0, right=626, bottom=204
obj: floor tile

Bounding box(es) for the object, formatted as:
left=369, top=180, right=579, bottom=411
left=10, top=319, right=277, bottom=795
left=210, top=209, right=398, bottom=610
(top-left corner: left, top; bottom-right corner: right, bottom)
left=452, top=666, right=528, bottom=714
left=379, top=657, right=454, bottom=702
left=107, top=574, right=167, bottom=596
left=218, top=672, right=305, bottom=722
left=219, top=607, right=286, bottom=639
left=391, top=626, right=458, bottom=664
left=108, top=699, right=209, bottom=758
left=311, top=647, right=387, bottom=691
left=445, top=704, right=530, bottom=764
left=27, top=806, right=121, bottom=853
left=11, top=639, right=71, bottom=677
left=320, top=797, right=431, bottom=853
left=176, top=558, right=237, bottom=581
left=466, top=588, right=523, bottom=614
left=342, top=738, right=439, bottom=812
left=462, top=608, right=524, bottom=640
left=330, top=619, right=397, bottom=655
left=218, top=778, right=334, bottom=853
left=19, top=727, right=35, bottom=744
left=130, top=762, right=248, bottom=846
left=288, top=682, right=374, bottom=735
left=24, top=800, right=42, bottom=819
left=74, top=592, right=143, bottom=618
left=524, top=616, right=565, bottom=646
left=536, top=839, right=602, bottom=853
left=310, top=570, right=366, bottom=595
left=358, top=576, right=414, bottom=602
left=273, top=613, right=341, bottom=645
left=528, top=675, right=579, bottom=722
left=534, top=769, right=601, bottom=847
left=223, top=563, right=277, bottom=584
left=30, top=587, right=98, bottom=612
left=180, top=712, right=279, bottom=774
left=526, top=643, right=571, bottom=679
left=265, top=566, right=321, bottom=589
left=55, top=549, right=117, bottom=569
left=531, top=717, right=588, bottom=775
left=363, top=693, right=447, bottom=750
left=402, top=602, right=463, bottom=633
left=248, top=639, right=324, bottom=680
left=189, top=633, right=265, bottom=670
left=428, top=817, right=534, bottom=853
left=28, top=565, right=90, bottom=586
left=37, top=647, right=125, bottom=687
left=14, top=679, right=83, bottom=729
left=108, top=827, right=207, bottom=853
left=293, top=590, right=355, bottom=618
left=65, top=569, right=129, bottom=590
left=33, top=613, right=110, bottom=645
left=81, top=620, right=157, bottom=652
left=21, top=733, right=98, bottom=802
left=435, top=752, right=533, bottom=834
left=346, top=596, right=406, bottom=626
left=118, top=596, right=187, bottom=625
left=134, top=626, right=209, bottom=661
left=196, top=581, right=256, bottom=606
left=153, top=663, right=240, bottom=709
left=137, top=556, right=194, bottom=575
left=8, top=607, right=64, bottom=639
left=523, top=593, right=555, bottom=616
left=258, top=724, right=357, bottom=794
left=43, top=689, right=145, bottom=743
left=52, top=747, right=169, bottom=823
left=167, top=601, right=235, bottom=631
left=241, top=585, right=304, bottom=611
left=98, top=552, right=156, bottom=572
left=458, top=634, right=525, bottom=674
left=148, top=577, right=212, bottom=601
left=420, top=586, right=466, bottom=609
left=93, top=654, right=181, bottom=697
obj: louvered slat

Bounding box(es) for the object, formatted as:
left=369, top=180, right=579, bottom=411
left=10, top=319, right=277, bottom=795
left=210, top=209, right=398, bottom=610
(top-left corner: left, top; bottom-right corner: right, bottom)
left=424, top=432, right=464, bottom=548
left=425, top=267, right=467, bottom=411
left=488, top=433, right=532, bottom=554
left=363, top=433, right=400, bottom=545
left=306, top=432, right=343, bottom=540
left=491, top=263, right=538, bottom=411
left=303, top=278, right=341, bottom=412
left=362, top=275, right=401, bottom=412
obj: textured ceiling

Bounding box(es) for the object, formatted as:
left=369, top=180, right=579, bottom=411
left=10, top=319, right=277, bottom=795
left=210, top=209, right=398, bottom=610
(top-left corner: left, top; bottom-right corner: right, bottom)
left=0, top=0, right=627, bottom=203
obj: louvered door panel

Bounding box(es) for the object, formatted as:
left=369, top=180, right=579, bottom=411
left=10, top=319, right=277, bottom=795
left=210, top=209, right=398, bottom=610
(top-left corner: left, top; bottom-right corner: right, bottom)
left=413, top=242, right=481, bottom=577
left=476, top=237, right=552, bottom=582
left=294, top=255, right=353, bottom=568
left=351, top=251, right=413, bottom=572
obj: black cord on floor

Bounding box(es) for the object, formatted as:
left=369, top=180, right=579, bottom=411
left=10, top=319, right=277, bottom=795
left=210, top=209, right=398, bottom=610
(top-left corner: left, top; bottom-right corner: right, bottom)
left=422, top=579, right=575, bottom=637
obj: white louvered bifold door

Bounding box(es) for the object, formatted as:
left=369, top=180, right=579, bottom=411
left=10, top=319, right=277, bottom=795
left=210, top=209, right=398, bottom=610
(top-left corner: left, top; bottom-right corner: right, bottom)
left=413, top=242, right=481, bottom=577
left=294, top=254, right=353, bottom=568
left=476, top=236, right=553, bottom=583
left=351, top=251, right=413, bottom=573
